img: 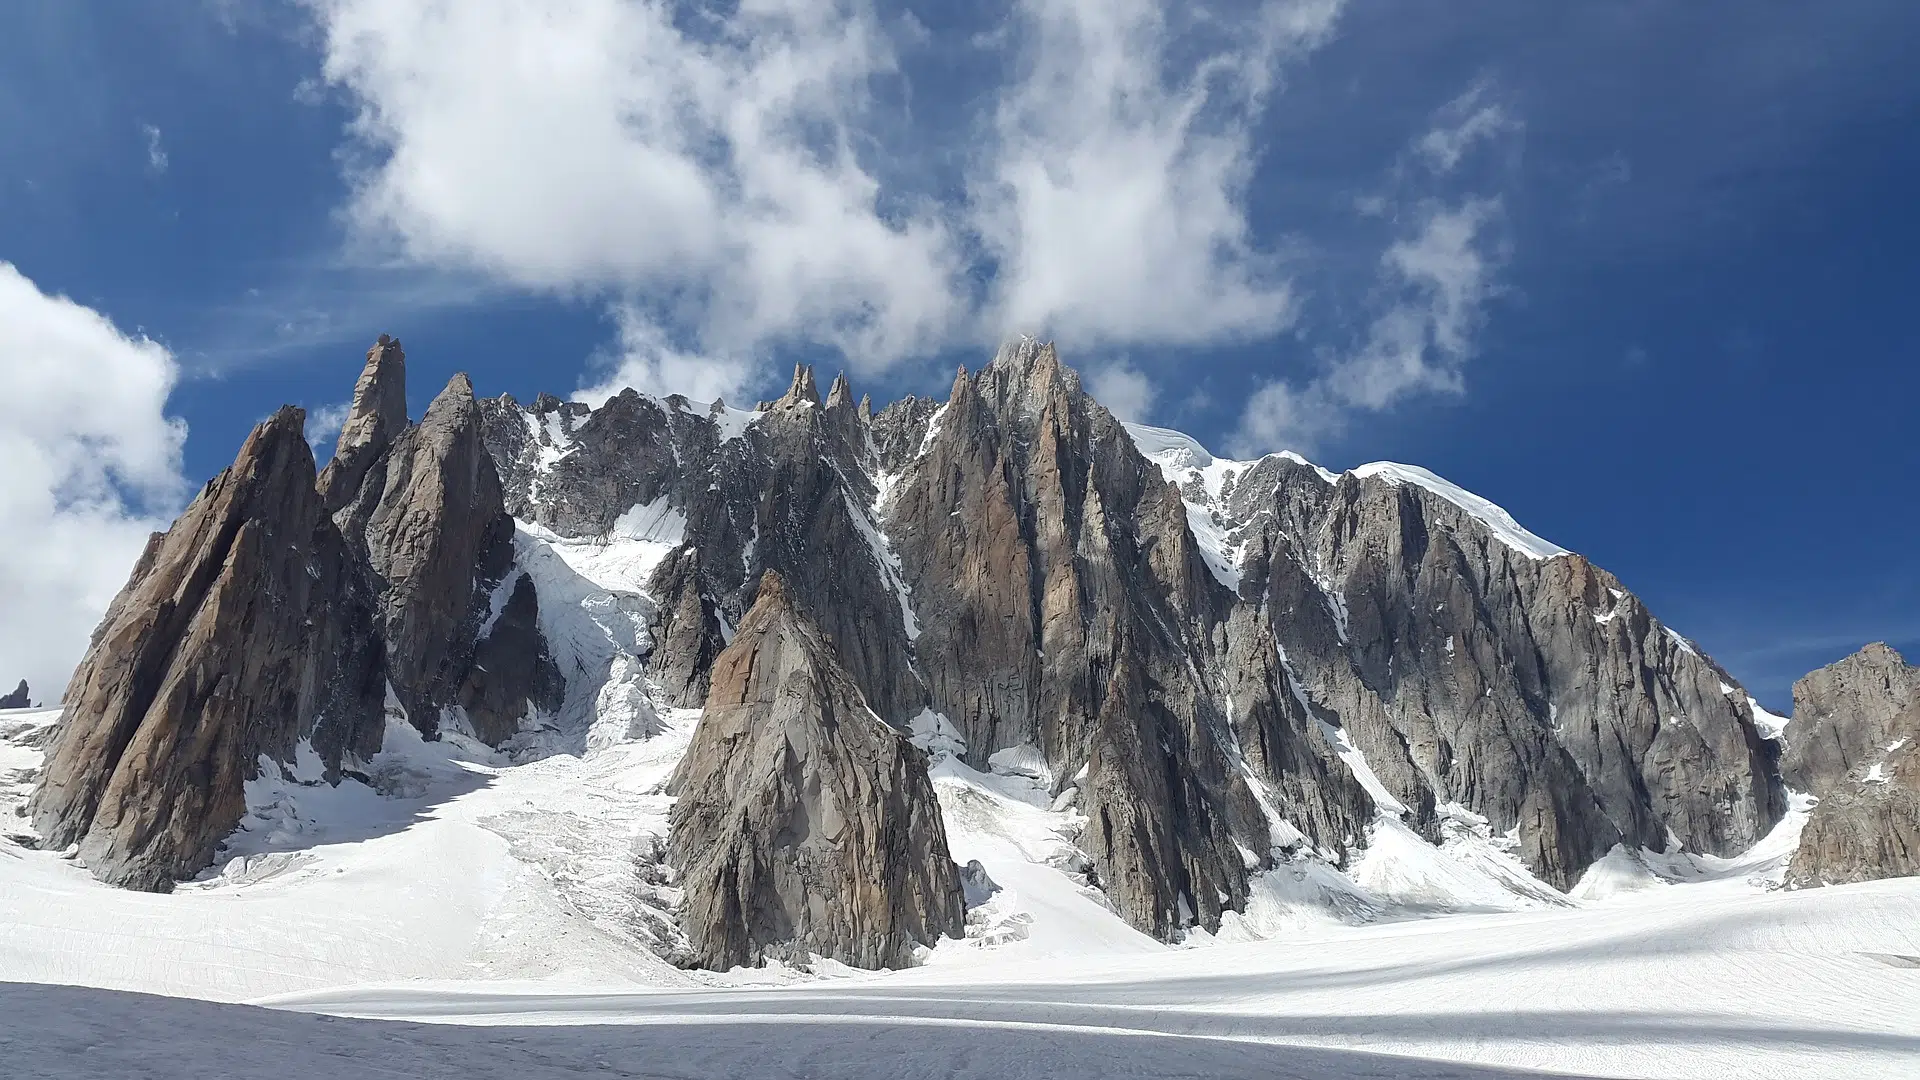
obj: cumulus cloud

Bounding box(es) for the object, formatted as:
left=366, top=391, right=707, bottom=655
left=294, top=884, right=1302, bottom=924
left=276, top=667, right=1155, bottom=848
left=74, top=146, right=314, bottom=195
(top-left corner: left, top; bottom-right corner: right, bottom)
left=302, top=0, right=1348, bottom=394
left=0, top=263, right=187, bottom=703
left=305, top=400, right=352, bottom=452
left=308, top=0, right=965, bottom=372
left=975, top=0, right=1341, bottom=346
left=1084, top=359, right=1156, bottom=423
left=574, top=305, right=754, bottom=407
left=1234, top=83, right=1515, bottom=456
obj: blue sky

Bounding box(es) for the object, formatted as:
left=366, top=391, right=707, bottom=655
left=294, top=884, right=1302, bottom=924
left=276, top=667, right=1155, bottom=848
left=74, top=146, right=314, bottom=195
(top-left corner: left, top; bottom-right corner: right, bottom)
left=2, top=0, right=1916, bottom=706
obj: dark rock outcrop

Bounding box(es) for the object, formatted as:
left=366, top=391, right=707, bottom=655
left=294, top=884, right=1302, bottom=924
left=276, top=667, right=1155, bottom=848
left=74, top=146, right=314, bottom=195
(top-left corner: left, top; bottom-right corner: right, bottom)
left=667, top=571, right=963, bottom=971
left=29, top=407, right=385, bottom=889
left=1786, top=644, right=1920, bottom=886
left=0, top=681, right=27, bottom=709
left=458, top=573, right=566, bottom=746
left=326, top=357, right=562, bottom=742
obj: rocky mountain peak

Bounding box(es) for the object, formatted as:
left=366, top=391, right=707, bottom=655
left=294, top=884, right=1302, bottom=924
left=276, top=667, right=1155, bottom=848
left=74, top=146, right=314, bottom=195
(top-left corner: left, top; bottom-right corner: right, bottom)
left=1784, top=642, right=1918, bottom=794
left=318, top=335, right=408, bottom=511
left=423, top=372, right=481, bottom=428
left=31, top=403, right=385, bottom=890
left=825, top=371, right=854, bottom=411
left=980, top=336, right=1080, bottom=406
left=667, top=568, right=963, bottom=970
left=0, top=680, right=29, bottom=709
left=1787, top=642, right=1920, bottom=887
left=765, top=363, right=821, bottom=409
left=348, top=366, right=531, bottom=737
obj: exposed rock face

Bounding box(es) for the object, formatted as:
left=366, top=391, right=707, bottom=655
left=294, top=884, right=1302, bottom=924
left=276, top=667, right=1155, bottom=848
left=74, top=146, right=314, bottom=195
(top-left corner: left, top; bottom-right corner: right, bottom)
left=667, top=571, right=963, bottom=970
left=326, top=358, right=562, bottom=740
left=1785, top=644, right=1920, bottom=887
left=458, top=573, right=566, bottom=746
left=0, top=681, right=27, bottom=709
left=29, top=408, right=385, bottom=890
left=1209, top=459, right=1785, bottom=886
left=1781, top=643, right=1918, bottom=795
left=878, top=344, right=1317, bottom=934
left=479, top=369, right=921, bottom=719
left=317, top=334, right=408, bottom=512
left=481, top=338, right=1792, bottom=939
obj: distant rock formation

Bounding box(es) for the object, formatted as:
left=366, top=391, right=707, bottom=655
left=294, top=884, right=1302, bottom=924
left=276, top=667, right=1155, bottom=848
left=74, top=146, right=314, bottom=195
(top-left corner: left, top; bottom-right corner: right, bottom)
left=0, top=680, right=28, bottom=709
left=30, top=407, right=386, bottom=890
left=482, top=338, right=1793, bottom=940
left=667, top=571, right=963, bottom=970
left=1786, top=644, right=1919, bottom=887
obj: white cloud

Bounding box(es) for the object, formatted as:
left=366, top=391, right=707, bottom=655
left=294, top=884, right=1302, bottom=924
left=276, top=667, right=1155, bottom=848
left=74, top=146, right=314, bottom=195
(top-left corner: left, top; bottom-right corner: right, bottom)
left=0, top=263, right=187, bottom=704
left=301, top=0, right=1350, bottom=396
left=142, top=124, right=168, bottom=174
left=574, top=304, right=753, bottom=407
left=1084, top=359, right=1156, bottom=423
left=308, top=0, right=966, bottom=372
left=975, top=0, right=1342, bottom=347
left=1415, top=81, right=1516, bottom=174
left=1233, top=77, right=1516, bottom=457
left=1234, top=198, right=1504, bottom=455
left=305, top=400, right=352, bottom=452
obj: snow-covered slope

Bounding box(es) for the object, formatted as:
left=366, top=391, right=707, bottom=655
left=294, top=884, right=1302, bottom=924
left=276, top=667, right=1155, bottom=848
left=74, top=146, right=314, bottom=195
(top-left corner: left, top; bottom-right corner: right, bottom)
left=1123, top=422, right=1568, bottom=563
left=1350, top=461, right=1569, bottom=560
left=6, top=655, right=1918, bottom=1080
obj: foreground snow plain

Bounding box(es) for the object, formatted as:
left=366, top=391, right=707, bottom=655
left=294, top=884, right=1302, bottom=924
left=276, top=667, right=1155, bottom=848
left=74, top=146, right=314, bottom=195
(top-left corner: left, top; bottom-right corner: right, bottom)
left=4, top=699, right=1917, bottom=1080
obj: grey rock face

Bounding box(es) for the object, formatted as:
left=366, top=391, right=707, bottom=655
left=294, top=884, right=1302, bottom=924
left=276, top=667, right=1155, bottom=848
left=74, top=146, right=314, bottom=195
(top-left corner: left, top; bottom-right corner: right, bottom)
left=667, top=571, right=964, bottom=970
left=329, top=363, right=562, bottom=741
left=1785, top=644, right=1920, bottom=887
left=879, top=342, right=1320, bottom=936
left=1215, top=466, right=1784, bottom=886
left=1782, top=643, right=1918, bottom=795
left=458, top=573, right=566, bottom=746
left=29, top=407, right=385, bottom=890
left=480, top=369, right=923, bottom=720
left=317, top=334, right=408, bottom=512
left=481, top=338, right=1793, bottom=939
left=0, top=681, right=27, bottom=709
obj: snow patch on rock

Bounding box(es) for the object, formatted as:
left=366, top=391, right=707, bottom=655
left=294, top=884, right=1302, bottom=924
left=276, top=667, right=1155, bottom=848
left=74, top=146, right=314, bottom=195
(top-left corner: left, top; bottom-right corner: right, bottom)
left=1350, top=461, right=1569, bottom=561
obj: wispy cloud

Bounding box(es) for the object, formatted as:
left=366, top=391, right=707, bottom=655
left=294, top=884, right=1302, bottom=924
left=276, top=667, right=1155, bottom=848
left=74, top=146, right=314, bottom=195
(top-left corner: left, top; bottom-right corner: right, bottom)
left=141, top=123, right=168, bottom=174
left=976, top=0, right=1342, bottom=348
left=307, top=0, right=965, bottom=390
left=1414, top=80, right=1517, bottom=174
left=575, top=305, right=753, bottom=408
left=300, top=0, right=1349, bottom=398
left=1233, top=81, right=1516, bottom=456
left=304, top=399, right=352, bottom=453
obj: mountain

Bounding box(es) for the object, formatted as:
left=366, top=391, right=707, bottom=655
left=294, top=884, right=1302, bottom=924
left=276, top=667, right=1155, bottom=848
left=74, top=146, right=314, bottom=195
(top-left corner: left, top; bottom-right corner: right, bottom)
left=23, top=335, right=1914, bottom=965
left=668, top=569, right=963, bottom=970
left=1782, top=643, right=1919, bottom=886
left=30, top=406, right=386, bottom=890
